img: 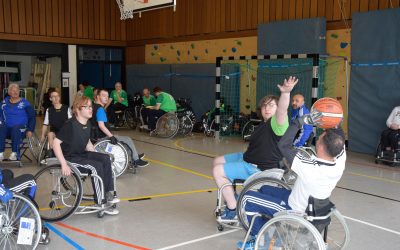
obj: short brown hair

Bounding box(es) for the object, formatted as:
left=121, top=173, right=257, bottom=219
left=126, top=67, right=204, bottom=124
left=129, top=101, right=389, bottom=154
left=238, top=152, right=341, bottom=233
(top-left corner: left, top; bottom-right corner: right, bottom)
left=153, top=86, right=162, bottom=93
left=72, top=96, right=91, bottom=116
left=259, top=95, right=279, bottom=108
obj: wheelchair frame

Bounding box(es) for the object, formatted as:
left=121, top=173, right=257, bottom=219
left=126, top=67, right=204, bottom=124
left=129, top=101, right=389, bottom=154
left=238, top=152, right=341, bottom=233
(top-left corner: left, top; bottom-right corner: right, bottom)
left=3, top=132, right=43, bottom=167
left=34, top=160, right=117, bottom=222
left=114, top=108, right=136, bottom=129
left=152, top=112, right=194, bottom=139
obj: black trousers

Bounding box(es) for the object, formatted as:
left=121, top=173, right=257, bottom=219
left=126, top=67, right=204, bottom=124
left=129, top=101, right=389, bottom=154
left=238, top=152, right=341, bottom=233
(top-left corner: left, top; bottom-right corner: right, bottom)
left=140, top=107, right=151, bottom=125
left=2, top=169, right=37, bottom=199
left=148, top=109, right=166, bottom=130
left=107, top=103, right=127, bottom=124
left=381, top=129, right=400, bottom=150
left=66, top=151, right=114, bottom=204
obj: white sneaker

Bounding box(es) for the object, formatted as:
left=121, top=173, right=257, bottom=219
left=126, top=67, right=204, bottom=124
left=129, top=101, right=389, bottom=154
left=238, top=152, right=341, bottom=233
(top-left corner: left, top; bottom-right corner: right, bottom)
left=140, top=125, right=148, bottom=130
left=9, top=152, right=17, bottom=161
left=0, top=152, right=3, bottom=161
left=107, top=197, right=120, bottom=204
left=104, top=208, right=119, bottom=216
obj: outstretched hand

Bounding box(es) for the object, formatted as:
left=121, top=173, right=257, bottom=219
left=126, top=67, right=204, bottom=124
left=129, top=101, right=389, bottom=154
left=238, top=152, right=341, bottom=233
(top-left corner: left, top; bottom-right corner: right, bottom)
left=277, top=76, right=298, bottom=93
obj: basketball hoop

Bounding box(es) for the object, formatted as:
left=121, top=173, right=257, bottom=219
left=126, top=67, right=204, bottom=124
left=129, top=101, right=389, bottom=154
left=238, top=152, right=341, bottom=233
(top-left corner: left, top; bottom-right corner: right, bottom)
left=116, top=0, right=176, bottom=20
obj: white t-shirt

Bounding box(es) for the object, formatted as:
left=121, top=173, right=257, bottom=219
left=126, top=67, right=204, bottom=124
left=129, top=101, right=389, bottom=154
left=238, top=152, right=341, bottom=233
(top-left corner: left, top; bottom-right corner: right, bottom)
left=386, top=106, right=400, bottom=128
left=288, top=147, right=346, bottom=212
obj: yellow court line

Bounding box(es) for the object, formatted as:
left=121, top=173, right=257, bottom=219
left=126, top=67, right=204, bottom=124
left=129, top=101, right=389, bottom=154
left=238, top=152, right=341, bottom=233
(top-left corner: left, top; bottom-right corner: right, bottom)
left=120, top=188, right=217, bottom=201
left=39, top=188, right=217, bottom=211
left=146, top=157, right=214, bottom=180
left=174, top=137, right=218, bottom=158
left=347, top=171, right=400, bottom=185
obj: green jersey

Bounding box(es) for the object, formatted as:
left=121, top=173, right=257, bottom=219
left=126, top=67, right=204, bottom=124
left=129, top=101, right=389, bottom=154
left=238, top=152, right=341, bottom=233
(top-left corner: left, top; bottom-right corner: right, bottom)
left=110, top=90, right=128, bottom=107
left=156, top=92, right=177, bottom=112
left=143, top=95, right=156, bottom=107
left=83, top=86, right=94, bottom=101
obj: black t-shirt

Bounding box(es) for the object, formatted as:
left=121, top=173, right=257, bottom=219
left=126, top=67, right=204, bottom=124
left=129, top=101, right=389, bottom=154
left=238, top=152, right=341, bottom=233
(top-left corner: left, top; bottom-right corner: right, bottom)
left=56, top=117, right=91, bottom=157
left=48, top=104, right=69, bottom=133
left=243, top=119, right=283, bottom=171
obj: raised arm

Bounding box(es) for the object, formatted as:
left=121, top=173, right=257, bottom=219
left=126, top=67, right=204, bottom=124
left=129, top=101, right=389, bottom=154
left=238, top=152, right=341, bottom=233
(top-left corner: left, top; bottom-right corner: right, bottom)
left=276, top=76, right=298, bottom=125
left=278, top=119, right=302, bottom=167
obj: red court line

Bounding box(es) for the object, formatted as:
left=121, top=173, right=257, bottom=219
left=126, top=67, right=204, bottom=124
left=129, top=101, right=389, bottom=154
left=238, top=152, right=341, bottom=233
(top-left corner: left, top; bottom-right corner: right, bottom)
left=56, top=222, right=151, bottom=250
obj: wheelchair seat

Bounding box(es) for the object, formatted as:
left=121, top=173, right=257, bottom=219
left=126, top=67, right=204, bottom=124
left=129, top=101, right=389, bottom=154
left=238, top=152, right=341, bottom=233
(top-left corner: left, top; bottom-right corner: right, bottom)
left=306, top=196, right=335, bottom=233
left=375, top=131, right=400, bottom=166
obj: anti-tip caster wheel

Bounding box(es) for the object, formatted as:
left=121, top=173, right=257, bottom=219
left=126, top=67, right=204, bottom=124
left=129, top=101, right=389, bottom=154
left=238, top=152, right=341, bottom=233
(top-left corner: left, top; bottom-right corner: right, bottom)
left=217, top=225, right=224, bottom=231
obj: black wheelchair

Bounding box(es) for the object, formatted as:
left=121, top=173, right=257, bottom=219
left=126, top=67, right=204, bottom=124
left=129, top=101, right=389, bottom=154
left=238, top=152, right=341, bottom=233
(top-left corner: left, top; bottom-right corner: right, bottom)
left=375, top=129, right=400, bottom=167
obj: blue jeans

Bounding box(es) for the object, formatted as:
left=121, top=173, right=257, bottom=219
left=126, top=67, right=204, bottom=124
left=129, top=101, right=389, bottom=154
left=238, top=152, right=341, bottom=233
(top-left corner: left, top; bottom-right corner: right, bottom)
left=0, top=124, right=27, bottom=157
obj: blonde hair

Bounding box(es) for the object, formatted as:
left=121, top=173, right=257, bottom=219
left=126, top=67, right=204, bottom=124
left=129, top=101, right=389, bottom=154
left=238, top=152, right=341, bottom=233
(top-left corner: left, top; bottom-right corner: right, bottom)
left=72, top=96, right=91, bottom=116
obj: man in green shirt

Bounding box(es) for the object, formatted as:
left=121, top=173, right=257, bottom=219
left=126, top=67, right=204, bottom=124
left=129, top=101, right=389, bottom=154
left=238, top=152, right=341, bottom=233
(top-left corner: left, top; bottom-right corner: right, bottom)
left=140, top=88, right=157, bottom=130
left=107, top=82, right=128, bottom=126
left=82, top=81, right=94, bottom=101
left=146, top=86, right=177, bottom=132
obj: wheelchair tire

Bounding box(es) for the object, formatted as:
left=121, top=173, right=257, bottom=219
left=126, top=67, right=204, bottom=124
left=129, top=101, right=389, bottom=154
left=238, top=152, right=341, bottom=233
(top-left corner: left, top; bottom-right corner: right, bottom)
left=37, top=136, right=49, bottom=165
left=325, top=209, right=350, bottom=250
left=94, top=140, right=129, bottom=178
left=0, top=193, right=42, bottom=249
left=28, top=132, right=42, bottom=162
left=255, top=214, right=326, bottom=250
left=34, top=164, right=83, bottom=222
left=204, top=119, right=216, bottom=137
left=124, top=109, right=137, bottom=129
left=179, top=115, right=194, bottom=136
left=155, top=113, right=179, bottom=138
left=236, top=177, right=291, bottom=231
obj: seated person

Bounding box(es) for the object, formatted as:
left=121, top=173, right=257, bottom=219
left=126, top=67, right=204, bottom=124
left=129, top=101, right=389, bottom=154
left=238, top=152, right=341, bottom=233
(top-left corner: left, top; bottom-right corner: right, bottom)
left=140, top=87, right=157, bottom=130
left=291, top=94, right=313, bottom=147
left=53, top=96, right=119, bottom=215
left=42, top=87, right=55, bottom=116
left=0, top=83, right=36, bottom=161
left=92, top=89, right=148, bottom=167
left=146, top=87, right=177, bottom=132
left=213, top=77, right=298, bottom=219
left=82, top=81, right=95, bottom=101
left=237, top=117, right=346, bottom=250
left=381, top=106, right=400, bottom=151
left=106, top=82, right=128, bottom=127
left=41, top=89, right=72, bottom=159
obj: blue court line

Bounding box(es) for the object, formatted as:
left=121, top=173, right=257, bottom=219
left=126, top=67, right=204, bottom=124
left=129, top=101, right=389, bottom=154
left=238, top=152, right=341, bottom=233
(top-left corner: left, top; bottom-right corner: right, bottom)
left=45, top=222, right=85, bottom=250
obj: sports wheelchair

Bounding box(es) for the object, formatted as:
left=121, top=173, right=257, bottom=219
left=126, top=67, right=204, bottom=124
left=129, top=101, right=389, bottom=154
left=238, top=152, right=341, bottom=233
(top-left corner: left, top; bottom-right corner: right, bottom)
left=38, top=137, right=132, bottom=177
left=241, top=196, right=350, bottom=250
left=0, top=192, right=47, bottom=249
left=34, top=160, right=118, bottom=221
left=375, top=130, right=400, bottom=167
left=3, top=132, right=43, bottom=167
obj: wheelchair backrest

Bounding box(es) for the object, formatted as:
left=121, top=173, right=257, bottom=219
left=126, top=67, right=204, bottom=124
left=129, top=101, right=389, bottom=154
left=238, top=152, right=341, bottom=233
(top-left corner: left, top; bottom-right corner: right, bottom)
left=306, top=196, right=335, bottom=233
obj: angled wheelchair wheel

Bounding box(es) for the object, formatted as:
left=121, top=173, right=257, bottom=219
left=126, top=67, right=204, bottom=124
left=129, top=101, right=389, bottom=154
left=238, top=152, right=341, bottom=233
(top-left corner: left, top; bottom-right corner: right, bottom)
left=325, top=209, right=350, bottom=250
left=124, top=109, right=137, bottom=129
left=94, top=140, right=129, bottom=178
left=242, top=121, right=258, bottom=141
left=255, top=214, right=326, bottom=250
left=0, top=193, right=42, bottom=249
left=34, top=164, right=82, bottom=222
left=204, top=119, right=216, bottom=137
left=156, top=113, right=179, bottom=138
left=179, top=115, right=193, bottom=136
left=37, top=136, right=49, bottom=165
left=28, top=132, right=42, bottom=162
left=237, top=177, right=291, bottom=231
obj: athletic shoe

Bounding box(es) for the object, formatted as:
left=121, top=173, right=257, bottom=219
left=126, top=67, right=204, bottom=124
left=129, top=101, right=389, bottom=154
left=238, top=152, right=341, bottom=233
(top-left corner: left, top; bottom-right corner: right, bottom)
left=104, top=208, right=119, bottom=216
left=0, top=152, right=3, bottom=161
left=106, top=192, right=120, bottom=204
left=8, top=152, right=17, bottom=161
left=140, top=125, right=149, bottom=130
left=221, top=207, right=237, bottom=220
left=138, top=153, right=145, bottom=159
left=134, top=159, right=149, bottom=168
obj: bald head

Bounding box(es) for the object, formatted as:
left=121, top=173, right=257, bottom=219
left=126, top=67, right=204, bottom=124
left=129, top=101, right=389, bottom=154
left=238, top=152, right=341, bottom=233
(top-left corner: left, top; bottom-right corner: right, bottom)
left=292, top=94, right=305, bottom=109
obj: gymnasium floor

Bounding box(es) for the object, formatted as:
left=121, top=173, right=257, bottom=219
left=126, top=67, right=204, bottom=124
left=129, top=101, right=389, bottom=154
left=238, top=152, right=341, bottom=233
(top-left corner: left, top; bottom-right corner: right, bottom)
left=7, top=128, right=400, bottom=250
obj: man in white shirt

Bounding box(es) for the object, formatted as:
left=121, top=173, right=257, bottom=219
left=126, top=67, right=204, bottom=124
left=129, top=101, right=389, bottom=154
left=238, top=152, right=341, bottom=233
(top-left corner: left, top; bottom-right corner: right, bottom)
left=381, top=106, right=400, bottom=151
left=237, top=115, right=346, bottom=250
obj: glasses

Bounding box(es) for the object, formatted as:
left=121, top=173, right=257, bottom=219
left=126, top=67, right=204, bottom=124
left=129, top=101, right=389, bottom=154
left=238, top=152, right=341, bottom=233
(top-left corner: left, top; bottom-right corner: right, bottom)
left=80, top=105, right=93, bottom=110
left=261, top=102, right=277, bottom=109
left=50, top=95, right=60, bottom=98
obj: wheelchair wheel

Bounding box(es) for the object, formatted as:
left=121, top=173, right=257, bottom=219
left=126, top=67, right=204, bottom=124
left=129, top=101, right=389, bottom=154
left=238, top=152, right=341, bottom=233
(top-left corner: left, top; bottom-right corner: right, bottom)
left=255, top=214, right=326, bottom=250
left=242, top=120, right=258, bottom=141
left=237, top=177, right=291, bottom=231
left=204, top=119, right=216, bottom=137
left=34, top=164, right=82, bottom=222
left=155, top=113, right=179, bottom=138
left=0, top=193, right=42, bottom=249
left=179, top=115, right=193, bottom=136
left=325, top=209, right=350, bottom=250
left=119, top=141, right=133, bottom=167
left=37, top=136, right=49, bottom=164
left=94, top=140, right=129, bottom=178
left=28, top=132, right=42, bottom=162
left=124, top=109, right=137, bottom=129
